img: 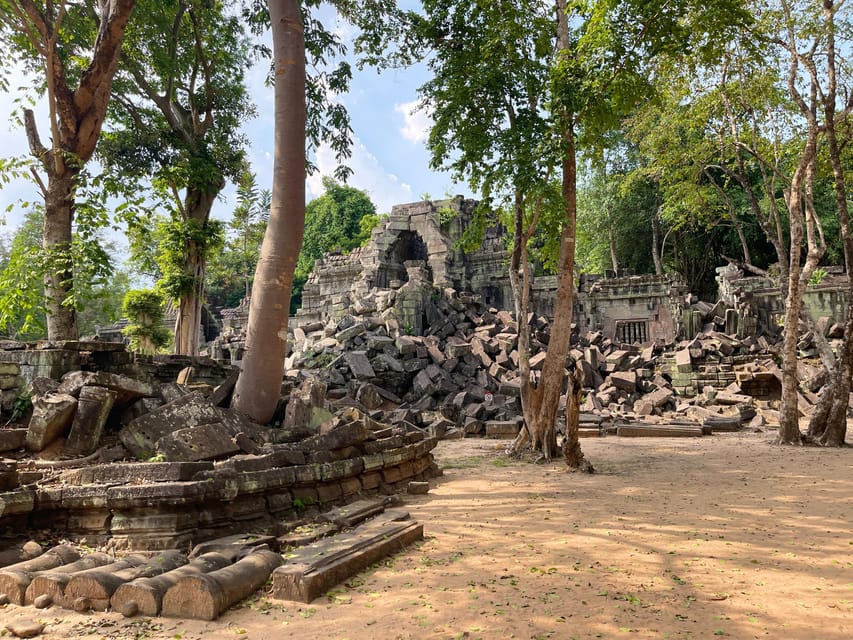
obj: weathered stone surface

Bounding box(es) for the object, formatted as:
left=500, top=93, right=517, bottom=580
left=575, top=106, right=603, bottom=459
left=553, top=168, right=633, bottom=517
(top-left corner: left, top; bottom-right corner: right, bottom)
left=57, top=371, right=152, bottom=406
left=299, top=420, right=370, bottom=453
left=60, top=461, right=212, bottom=486
left=26, top=393, right=77, bottom=452
left=609, top=371, right=636, bottom=393
left=64, top=386, right=117, bottom=457
left=674, top=348, right=692, bottom=373
left=270, top=511, right=422, bottom=603
left=64, top=551, right=186, bottom=612
left=0, top=429, right=27, bottom=453
left=161, top=549, right=282, bottom=620
left=4, top=621, right=44, bottom=638
left=344, top=351, right=375, bottom=380
left=407, top=481, right=429, bottom=494
left=155, top=422, right=242, bottom=462
left=355, top=383, right=384, bottom=410
left=634, top=387, right=674, bottom=415
left=24, top=552, right=114, bottom=607
left=119, top=392, right=220, bottom=459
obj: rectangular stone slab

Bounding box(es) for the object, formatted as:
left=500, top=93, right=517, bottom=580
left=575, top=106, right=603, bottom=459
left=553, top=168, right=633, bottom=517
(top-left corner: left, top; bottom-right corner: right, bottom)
left=270, top=512, right=423, bottom=603
left=616, top=425, right=704, bottom=437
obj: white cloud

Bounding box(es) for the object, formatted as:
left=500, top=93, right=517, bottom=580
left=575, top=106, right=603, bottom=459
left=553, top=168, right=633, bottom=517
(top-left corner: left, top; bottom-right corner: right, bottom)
left=395, top=99, right=432, bottom=144
left=307, top=137, right=414, bottom=214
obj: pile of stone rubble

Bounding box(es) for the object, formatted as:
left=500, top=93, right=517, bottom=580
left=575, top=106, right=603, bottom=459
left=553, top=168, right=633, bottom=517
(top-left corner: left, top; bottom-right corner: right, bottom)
left=276, top=286, right=841, bottom=439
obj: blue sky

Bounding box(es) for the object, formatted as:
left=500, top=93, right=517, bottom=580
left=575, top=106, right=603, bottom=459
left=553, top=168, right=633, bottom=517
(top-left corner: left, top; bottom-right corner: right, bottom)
left=0, top=3, right=465, bottom=248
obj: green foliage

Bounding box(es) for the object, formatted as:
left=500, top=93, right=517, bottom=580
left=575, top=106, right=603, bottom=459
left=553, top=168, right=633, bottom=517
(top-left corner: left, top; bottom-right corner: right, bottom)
left=206, top=170, right=270, bottom=309
left=291, top=177, right=377, bottom=312
left=121, top=289, right=172, bottom=354
left=0, top=197, right=126, bottom=340
left=809, top=267, right=828, bottom=286
left=6, top=391, right=32, bottom=425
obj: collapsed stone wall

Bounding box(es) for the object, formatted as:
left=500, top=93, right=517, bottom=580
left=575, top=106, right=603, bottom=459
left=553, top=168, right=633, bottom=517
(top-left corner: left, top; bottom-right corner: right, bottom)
left=716, top=264, right=850, bottom=335
left=295, top=196, right=559, bottom=327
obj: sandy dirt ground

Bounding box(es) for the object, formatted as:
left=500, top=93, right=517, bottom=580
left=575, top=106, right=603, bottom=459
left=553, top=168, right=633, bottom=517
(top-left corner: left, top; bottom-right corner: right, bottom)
left=2, top=431, right=851, bottom=640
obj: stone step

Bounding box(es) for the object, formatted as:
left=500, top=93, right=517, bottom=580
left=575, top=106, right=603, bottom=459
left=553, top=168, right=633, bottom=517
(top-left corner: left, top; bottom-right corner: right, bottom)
left=270, top=509, right=423, bottom=603
left=616, top=424, right=706, bottom=437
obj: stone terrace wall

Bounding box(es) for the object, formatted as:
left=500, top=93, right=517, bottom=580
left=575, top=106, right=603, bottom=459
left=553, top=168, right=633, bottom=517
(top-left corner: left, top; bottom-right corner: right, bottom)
left=0, top=341, right=235, bottom=413
left=1, top=431, right=437, bottom=551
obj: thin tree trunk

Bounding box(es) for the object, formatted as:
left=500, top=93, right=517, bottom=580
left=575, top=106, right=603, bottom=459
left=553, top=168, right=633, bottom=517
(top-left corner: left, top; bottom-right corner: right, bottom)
left=608, top=224, right=618, bottom=273
left=807, top=0, right=851, bottom=447
left=651, top=207, right=663, bottom=276
left=232, top=0, right=305, bottom=423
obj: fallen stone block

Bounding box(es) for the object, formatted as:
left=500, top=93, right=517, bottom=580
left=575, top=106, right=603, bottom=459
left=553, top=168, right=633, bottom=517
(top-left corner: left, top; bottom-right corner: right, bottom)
left=120, top=392, right=221, bottom=459
left=64, top=386, right=116, bottom=457
left=161, top=548, right=283, bottom=620
left=24, top=552, right=114, bottom=607
left=155, top=422, right=242, bottom=462
left=0, top=541, right=42, bottom=570
left=609, top=371, right=636, bottom=393
left=485, top=420, right=521, bottom=438
left=64, top=551, right=187, bottom=611
left=616, top=424, right=705, bottom=437
left=344, top=351, right=375, bottom=380
left=26, top=393, right=77, bottom=452
left=0, top=429, right=27, bottom=453
left=112, top=551, right=238, bottom=617
left=270, top=510, right=422, bottom=603
left=317, top=498, right=386, bottom=528
left=57, top=371, right=152, bottom=406
left=0, top=544, right=81, bottom=605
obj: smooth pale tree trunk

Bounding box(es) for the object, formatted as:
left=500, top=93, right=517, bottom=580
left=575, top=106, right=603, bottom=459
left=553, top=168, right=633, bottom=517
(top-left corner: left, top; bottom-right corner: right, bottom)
left=608, top=225, right=618, bottom=273
left=16, top=0, right=137, bottom=341
left=778, top=149, right=820, bottom=444
left=232, top=0, right=305, bottom=423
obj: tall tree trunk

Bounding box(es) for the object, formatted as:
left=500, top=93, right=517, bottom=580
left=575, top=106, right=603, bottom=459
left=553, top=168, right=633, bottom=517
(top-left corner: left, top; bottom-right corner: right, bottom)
left=543, top=0, right=590, bottom=471
left=43, top=171, right=79, bottom=341
left=651, top=207, right=663, bottom=276
left=777, top=147, right=818, bottom=445
left=608, top=224, right=618, bottom=273
left=232, top=0, right=305, bottom=423
left=173, top=188, right=218, bottom=356
left=806, top=0, right=851, bottom=447
left=16, top=0, right=137, bottom=341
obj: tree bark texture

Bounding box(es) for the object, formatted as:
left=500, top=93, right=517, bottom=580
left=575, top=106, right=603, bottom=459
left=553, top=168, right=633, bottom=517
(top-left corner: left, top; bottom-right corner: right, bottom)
left=232, top=0, right=306, bottom=423
left=43, top=172, right=79, bottom=341
left=173, top=188, right=218, bottom=356
left=17, top=0, right=137, bottom=341
left=805, top=0, right=851, bottom=447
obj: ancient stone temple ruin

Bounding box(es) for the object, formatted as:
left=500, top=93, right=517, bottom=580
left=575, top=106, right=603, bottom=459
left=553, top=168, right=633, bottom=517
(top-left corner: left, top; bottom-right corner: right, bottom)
left=287, top=196, right=686, bottom=345
left=295, top=196, right=552, bottom=327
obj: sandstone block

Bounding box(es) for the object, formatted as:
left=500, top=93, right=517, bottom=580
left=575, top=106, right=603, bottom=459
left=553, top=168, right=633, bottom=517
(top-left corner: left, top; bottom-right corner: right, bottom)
left=26, top=393, right=77, bottom=452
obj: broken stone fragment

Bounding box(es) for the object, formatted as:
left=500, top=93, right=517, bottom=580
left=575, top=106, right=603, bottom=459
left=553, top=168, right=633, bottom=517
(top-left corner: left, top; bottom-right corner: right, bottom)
left=609, top=371, right=637, bottom=393
left=155, top=422, right=242, bottom=462
left=355, top=383, right=384, bottom=411
left=64, top=386, right=117, bottom=457
left=4, top=621, right=45, bottom=638
left=25, top=393, right=77, bottom=452
left=56, top=371, right=152, bottom=407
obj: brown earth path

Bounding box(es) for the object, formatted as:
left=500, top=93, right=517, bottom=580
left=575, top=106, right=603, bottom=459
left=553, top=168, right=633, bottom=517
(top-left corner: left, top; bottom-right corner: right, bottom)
left=2, top=431, right=851, bottom=640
